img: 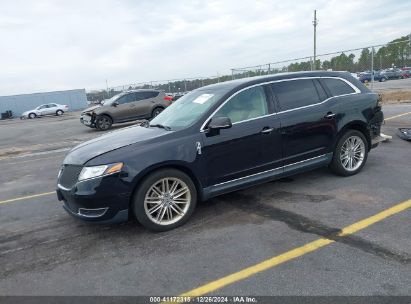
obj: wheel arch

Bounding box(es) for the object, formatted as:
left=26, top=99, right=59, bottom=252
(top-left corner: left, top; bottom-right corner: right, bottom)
left=336, top=121, right=371, bottom=151
left=96, top=112, right=114, bottom=122
left=128, top=162, right=204, bottom=209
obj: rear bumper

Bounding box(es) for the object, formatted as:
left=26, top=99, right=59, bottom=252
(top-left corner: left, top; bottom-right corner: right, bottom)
left=369, top=110, right=384, bottom=149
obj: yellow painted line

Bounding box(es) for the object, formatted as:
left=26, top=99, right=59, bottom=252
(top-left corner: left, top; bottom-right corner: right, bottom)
left=385, top=111, right=411, bottom=121
left=179, top=198, right=411, bottom=297
left=0, top=192, right=55, bottom=205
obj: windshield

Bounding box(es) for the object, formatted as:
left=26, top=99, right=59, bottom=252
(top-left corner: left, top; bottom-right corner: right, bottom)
left=150, top=89, right=226, bottom=130
left=102, top=94, right=123, bottom=105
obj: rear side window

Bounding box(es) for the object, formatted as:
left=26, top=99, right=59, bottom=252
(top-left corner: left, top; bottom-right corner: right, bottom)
left=322, top=78, right=355, bottom=96
left=136, top=91, right=159, bottom=100
left=271, top=79, right=320, bottom=111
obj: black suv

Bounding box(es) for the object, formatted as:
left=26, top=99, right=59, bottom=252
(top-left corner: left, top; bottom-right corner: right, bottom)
left=57, top=71, right=384, bottom=231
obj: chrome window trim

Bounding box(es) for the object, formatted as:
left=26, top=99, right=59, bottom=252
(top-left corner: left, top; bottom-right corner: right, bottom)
left=200, top=76, right=361, bottom=132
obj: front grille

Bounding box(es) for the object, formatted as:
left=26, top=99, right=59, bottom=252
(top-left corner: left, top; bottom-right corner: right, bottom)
left=59, top=165, right=83, bottom=189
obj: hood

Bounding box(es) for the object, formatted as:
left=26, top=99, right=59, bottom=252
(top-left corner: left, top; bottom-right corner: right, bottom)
left=63, top=125, right=171, bottom=165
left=82, top=104, right=102, bottom=113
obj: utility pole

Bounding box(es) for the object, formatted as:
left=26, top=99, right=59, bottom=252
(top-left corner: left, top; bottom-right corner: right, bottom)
left=312, top=10, right=318, bottom=70
left=105, top=79, right=109, bottom=98
left=371, top=47, right=375, bottom=90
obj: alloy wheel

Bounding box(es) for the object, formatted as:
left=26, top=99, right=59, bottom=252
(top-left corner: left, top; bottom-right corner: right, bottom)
left=339, top=135, right=365, bottom=172
left=144, top=177, right=191, bottom=225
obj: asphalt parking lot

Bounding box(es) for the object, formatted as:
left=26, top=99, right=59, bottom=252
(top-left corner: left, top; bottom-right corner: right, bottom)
left=0, top=104, right=410, bottom=297
left=371, top=77, right=411, bottom=91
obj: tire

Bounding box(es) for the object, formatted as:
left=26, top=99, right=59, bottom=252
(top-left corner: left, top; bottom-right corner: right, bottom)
left=56, top=110, right=64, bottom=116
left=330, top=130, right=368, bottom=176
left=132, top=168, right=197, bottom=232
left=28, top=113, right=36, bottom=119
left=151, top=107, right=164, bottom=118
left=96, top=115, right=113, bottom=131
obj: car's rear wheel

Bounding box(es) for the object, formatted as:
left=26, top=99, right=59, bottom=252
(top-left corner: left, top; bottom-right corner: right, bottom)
left=151, top=107, right=163, bottom=118
left=56, top=110, right=64, bottom=116
left=330, top=130, right=368, bottom=176
left=29, top=113, right=36, bottom=119
left=132, top=169, right=197, bottom=231
left=96, top=115, right=113, bottom=131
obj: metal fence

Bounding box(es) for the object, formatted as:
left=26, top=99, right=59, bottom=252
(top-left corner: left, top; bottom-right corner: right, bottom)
left=231, top=36, right=411, bottom=90
left=88, top=35, right=411, bottom=102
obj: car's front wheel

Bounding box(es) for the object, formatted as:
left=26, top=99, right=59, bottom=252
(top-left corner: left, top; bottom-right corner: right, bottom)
left=96, top=115, right=113, bottom=131
left=28, top=113, right=36, bottom=119
left=330, top=130, right=368, bottom=176
left=132, top=169, right=197, bottom=231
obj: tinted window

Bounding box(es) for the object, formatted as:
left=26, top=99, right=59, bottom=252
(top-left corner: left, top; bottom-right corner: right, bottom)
left=144, top=91, right=159, bottom=98
left=322, top=78, right=355, bottom=96
left=134, top=92, right=154, bottom=101
left=271, top=79, right=320, bottom=111
left=214, top=86, right=268, bottom=123
left=117, top=94, right=134, bottom=104
left=48, top=103, right=57, bottom=108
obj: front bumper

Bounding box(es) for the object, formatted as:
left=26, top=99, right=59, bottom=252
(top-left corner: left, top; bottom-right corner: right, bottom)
left=80, top=114, right=95, bottom=127
left=56, top=174, right=130, bottom=223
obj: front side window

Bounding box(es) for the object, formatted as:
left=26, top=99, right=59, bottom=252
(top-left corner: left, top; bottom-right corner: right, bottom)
left=117, top=93, right=135, bottom=104
left=213, top=86, right=268, bottom=123
left=150, top=89, right=226, bottom=130
left=322, top=78, right=355, bottom=96
left=271, top=79, right=320, bottom=111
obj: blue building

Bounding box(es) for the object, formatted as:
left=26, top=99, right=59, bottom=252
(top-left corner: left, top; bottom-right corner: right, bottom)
left=0, top=89, right=88, bottom=118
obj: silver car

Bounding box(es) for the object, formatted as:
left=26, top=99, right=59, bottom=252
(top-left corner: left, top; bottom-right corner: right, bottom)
left=21, top=103, right=69, bottom=119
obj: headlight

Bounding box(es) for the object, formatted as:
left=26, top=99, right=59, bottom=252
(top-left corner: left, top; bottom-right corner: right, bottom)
left=78, top=163, right=123, bottom=181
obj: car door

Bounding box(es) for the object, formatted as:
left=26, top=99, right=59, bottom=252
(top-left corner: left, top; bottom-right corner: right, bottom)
left=45, top=103, right=57, bottom=115
left=130, top=91, right=156, bottom=119
left=271, top=78, right=337, bottom=167
left=36, top=105, right=48, bottom=116
left=110, top=93, right=135, bottom=122
left=201, top=85, right=282, bottom=188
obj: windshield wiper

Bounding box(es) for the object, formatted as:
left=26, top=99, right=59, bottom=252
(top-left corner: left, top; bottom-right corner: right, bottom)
left=149, top=124, right=172, bottom=131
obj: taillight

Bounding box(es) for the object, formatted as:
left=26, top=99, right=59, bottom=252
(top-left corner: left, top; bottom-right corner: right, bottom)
left=164, top=96, right=173, bottom=101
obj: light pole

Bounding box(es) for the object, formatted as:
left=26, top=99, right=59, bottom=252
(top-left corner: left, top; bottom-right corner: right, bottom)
left=312, top=10, right=318, bottom=70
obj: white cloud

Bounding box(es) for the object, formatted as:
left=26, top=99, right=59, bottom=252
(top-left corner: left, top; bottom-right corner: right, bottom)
left=0, top=0, right=409, bottom=95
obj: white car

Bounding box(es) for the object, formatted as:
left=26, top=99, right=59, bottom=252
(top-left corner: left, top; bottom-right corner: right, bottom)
left=21, top=103, right=69, bottom=119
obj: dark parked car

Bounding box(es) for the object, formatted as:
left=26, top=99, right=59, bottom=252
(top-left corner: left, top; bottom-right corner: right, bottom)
left=359, top=71, right=388, bottom=83
left=380, top=69, right=402, bottom=80
left=80, top=89, right=172, bottom=131
left=57, top=71, right=384, bottom=231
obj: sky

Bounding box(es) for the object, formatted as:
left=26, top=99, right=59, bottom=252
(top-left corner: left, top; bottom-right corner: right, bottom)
left=0, top=0, right=410, bottom=95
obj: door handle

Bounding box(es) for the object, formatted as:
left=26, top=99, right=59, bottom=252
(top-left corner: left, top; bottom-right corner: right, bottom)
left=324, top=112, right=335, bottom=119
left=261, top=127, right=274, bottom=134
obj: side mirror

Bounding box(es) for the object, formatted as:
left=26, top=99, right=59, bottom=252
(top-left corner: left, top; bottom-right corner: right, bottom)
left=207, top=117, right=232, bottom=135
left=112, top=101, right=119, bottom=107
